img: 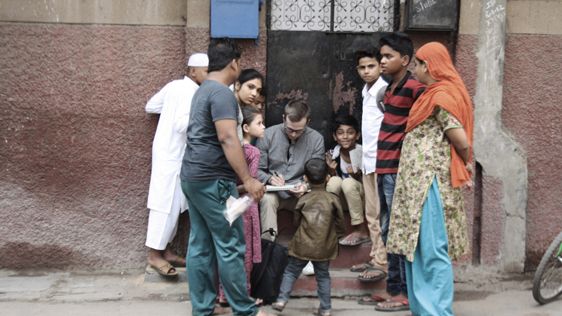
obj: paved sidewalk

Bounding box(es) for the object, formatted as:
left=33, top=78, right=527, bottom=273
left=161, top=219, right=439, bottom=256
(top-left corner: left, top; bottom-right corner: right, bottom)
left=1, top=268, right=561, bottom=316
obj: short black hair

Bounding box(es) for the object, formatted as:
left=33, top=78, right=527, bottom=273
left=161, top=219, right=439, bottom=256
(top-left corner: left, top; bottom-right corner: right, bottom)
left=284, top=100, right=310, bottom=122
left=355, top=47, right=382, bottom=64
left=379, top=32, right=414, bottom=62
left=207, top=38, right=241, bottom=73
left=305, top=158, right=328, bottom=185
left=332, top=114, right=360, bottom=134
left=238, top=68, right=264, bottom=86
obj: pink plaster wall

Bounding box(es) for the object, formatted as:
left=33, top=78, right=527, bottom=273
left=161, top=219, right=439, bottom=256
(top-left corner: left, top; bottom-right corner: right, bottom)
left=502, top=34, right=562, bottom=268
left=0, top=22, right=186, bottom=269
left=0, top=23, right=268, bottom=269
left=456, top=33, right=562, bottom=268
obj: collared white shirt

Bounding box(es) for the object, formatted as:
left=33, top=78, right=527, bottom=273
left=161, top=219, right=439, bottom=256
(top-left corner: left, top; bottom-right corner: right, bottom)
left=361, top=76, right=388, bottom=174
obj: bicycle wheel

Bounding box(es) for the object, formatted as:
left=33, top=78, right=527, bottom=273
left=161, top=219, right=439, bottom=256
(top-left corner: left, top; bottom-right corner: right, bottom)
left=532, top=231, right=562, bottom=304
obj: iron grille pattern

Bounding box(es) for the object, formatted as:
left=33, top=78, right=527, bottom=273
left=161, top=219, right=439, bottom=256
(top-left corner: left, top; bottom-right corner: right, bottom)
left=271, top=0, right=394, bottom=32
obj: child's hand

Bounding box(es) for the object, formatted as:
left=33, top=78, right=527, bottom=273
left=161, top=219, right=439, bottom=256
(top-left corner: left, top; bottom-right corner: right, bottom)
left=346, top=165, right=354, bottom=174
left=325, top=152, right=337, bottom=170
left=290, top=182, right=308, bottom=198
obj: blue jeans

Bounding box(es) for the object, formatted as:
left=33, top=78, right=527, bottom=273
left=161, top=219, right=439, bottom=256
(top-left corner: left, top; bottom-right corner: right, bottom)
left=181, top=179, right=257, bottom=316
left=277, top=257, right=331, bottom=313
left=378, top=173, right=407, bottom=296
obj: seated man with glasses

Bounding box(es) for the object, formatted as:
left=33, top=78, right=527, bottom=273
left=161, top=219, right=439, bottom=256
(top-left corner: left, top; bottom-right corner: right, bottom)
left=256, top=100, right=325, bottom=243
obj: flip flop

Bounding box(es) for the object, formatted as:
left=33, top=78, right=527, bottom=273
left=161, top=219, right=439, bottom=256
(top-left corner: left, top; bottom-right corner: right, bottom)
left=357, top=294, right=387, bottom=305
left=151, top=262, right=178, bottom=277
left=339, top=234, right=371, bottom=246
left=374, top=298, right=410, bottom=312
left=350, top=261, right=374, bottom=272
left=358, top=267, right=387, bottom=283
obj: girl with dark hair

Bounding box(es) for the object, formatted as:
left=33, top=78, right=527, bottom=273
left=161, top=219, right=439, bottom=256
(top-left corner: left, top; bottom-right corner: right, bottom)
left=235, top=68, right=265, bottom=109
left=218, top=106, right=266, bottom=307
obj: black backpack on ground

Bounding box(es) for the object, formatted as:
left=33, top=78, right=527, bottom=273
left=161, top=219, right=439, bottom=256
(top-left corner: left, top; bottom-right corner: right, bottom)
left=250, top=229, right=288, bottom=304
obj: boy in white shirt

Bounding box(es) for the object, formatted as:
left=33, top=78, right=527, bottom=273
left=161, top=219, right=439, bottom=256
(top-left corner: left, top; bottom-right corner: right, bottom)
left=348, top=48, right=390, bottom=284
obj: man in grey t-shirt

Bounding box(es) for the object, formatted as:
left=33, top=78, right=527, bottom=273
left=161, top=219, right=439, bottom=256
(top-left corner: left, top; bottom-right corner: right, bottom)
left=180, top=79, right=240, bottom=182
left=256, top=100, right=325, bottom=241
left=180, top=39, right=270, bottom=316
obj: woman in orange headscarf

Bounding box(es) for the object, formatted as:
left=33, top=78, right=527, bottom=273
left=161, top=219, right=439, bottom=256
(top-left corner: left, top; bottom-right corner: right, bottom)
left=385, top=42, right=473, bottom=315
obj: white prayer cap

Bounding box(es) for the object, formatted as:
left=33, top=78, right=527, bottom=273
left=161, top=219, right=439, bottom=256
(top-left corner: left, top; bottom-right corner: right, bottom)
left=187, top=53, right=208, bottom=67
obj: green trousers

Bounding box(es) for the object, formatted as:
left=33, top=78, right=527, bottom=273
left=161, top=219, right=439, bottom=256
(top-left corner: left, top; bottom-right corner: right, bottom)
left=181, top=179, right=256, bottom=316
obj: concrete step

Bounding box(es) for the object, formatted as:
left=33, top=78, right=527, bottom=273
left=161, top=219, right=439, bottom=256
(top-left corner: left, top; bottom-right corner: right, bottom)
left=291, top=269, right=386, bottom=297
left=145, top=266, right=384, bottom=298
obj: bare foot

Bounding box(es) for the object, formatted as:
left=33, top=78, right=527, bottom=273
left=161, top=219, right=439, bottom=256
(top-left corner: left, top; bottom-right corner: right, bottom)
left=356, top=223, right=370, bottom=238
left=256, top=309, right=275, bottom=316
left=212, top=304, right=231, bottom=315
left=163, top=248, right=186, bottom=267
left=339, top=231, right=370, bottom=246
left=147, top=248, right=177, bottom=276
left=375, top=294, right=409, bottom=312
left=357, top=267, right=386, bottom=282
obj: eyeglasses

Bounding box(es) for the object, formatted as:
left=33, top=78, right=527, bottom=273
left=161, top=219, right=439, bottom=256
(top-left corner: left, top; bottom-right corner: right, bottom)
left=284, top=123, right=305, bottom=136
left=285, top=125, right=304, bottom=135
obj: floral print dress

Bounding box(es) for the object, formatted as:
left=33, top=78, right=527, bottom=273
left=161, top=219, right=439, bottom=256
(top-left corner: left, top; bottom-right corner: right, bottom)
left=386, top=108, right=469, bottom=262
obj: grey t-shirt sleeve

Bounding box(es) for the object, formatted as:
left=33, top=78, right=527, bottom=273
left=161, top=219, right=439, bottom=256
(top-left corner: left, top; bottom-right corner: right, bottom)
left=210, top=88, right=238, bottom=122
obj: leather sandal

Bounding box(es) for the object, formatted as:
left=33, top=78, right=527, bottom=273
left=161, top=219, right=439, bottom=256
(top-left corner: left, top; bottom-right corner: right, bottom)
left=350, top=261, right=375, bottom=272
left=358, top=267, right=387, bottom=283
left=151, top=262, right=178, bottom=277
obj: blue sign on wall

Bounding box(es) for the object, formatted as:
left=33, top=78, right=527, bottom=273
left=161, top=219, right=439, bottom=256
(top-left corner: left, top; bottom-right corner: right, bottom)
left=211, top=0, right=260, bottom=39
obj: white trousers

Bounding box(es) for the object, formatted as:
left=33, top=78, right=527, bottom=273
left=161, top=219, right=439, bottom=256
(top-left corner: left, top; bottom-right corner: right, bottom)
left=145, top=183, right=184, bottom=250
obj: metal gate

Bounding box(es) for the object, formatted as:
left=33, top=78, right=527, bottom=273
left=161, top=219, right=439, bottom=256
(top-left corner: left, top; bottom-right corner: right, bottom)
left=265, top=0, right=399, bottom=148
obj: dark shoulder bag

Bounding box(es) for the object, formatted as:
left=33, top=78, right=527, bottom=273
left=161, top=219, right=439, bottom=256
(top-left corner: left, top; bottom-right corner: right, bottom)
left=250, top=229, right=289, bottom=304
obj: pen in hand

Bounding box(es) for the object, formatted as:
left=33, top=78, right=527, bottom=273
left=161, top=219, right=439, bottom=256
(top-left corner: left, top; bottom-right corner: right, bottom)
left=270, top=170, right=285, bottom=186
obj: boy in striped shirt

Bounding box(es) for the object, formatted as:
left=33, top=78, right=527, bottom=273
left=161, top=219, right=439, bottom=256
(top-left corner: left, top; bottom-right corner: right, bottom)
left=375, top=32, right=425, bottom=312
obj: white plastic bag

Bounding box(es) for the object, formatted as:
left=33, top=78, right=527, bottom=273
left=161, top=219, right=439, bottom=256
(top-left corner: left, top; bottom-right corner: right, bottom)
left=223, top=195, right=252, bottom=226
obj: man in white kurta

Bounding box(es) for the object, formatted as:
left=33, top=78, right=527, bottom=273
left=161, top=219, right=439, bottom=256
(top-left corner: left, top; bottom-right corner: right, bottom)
left=145, top=53, right=208, bottom=276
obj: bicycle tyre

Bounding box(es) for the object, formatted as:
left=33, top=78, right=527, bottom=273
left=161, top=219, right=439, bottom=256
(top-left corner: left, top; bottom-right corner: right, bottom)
left=532, top=231, right=562, bottom=304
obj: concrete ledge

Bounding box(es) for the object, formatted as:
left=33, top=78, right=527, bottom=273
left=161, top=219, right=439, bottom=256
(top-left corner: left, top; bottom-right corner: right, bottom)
left=291, top=269, right=385, bottom=298
left=0, top=0, right=187, bottom=25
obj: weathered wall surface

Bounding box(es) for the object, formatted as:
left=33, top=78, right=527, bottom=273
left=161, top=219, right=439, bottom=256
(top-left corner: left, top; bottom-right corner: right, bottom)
left=457, top=0, right=562, bottom=269
left=502, top=34, right=562, bottom=267
left=0, top=0, right=267, bottom=270
left=0, top=22, right=185, bottom=269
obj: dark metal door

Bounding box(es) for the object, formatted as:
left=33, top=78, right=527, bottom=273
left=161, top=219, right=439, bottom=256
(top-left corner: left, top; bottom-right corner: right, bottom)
left=265, top=0, right=398, bottom=148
